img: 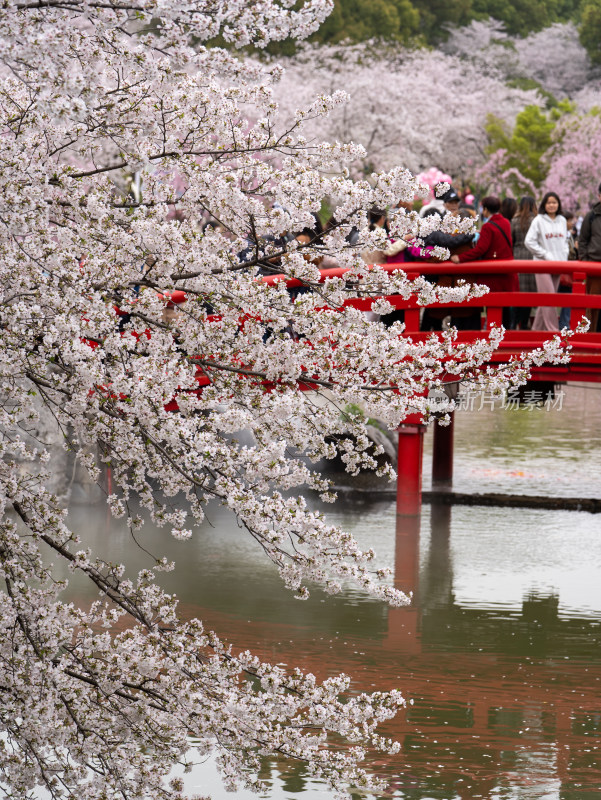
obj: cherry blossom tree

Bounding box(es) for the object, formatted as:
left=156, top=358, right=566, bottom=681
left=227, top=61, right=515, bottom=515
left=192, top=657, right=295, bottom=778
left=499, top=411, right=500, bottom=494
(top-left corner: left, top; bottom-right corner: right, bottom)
left=474, top=150, right=539, bottom=198
left=0, top=2, right=573, bottom=799
left=513, top=22, right=591, bottom=98
left=574, top=80, right=601, bottom=113
left=443, top=19, right=591, bottom=99
left=441, top=18, right=517, bottom=77
left=269, top=42, right=540, bottom=175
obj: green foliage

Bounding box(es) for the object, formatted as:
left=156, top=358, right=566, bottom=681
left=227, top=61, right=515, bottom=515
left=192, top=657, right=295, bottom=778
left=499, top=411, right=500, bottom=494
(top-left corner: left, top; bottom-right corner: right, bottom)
left=342, top=402, right=365, bottom=421
left=485, top=101, right=572, bottom=188
left=341, top=402, right=381, bottom=429
left=317, top=197, right=334, bottom=228
left=314, top=0, right=420, bottom=43
left=505, top=78, right=560, bottom=109
left=579, top=0, right=601, bottom=63
left=264, top=0, right=420, bottom=54
left=410, top=0, right=473, bottom=41
left=256, top=0, right=586, bottom=55
left=315, top=0, right=584, bottom=44
left=471, top=0, right=581, bottom=36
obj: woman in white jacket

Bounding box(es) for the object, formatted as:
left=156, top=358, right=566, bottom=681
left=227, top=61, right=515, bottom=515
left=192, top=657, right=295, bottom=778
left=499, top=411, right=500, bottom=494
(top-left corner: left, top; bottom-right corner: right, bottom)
left=524, top=192, right=569, bottom=330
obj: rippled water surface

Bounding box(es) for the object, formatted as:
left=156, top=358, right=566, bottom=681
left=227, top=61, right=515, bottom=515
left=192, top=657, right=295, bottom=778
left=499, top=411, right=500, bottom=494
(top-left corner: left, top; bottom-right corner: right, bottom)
left=60, top=384, right=601, bottom=799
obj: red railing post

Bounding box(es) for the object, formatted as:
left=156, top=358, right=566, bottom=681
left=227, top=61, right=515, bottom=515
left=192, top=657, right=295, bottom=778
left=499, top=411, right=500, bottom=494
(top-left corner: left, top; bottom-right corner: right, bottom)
left=485, top=306, right=503, bottom=330
left=397, top=419, right=426, bottom=516
left=404, top=308, right=421, bottom=332
left=572, top=270, right=587, bottom=330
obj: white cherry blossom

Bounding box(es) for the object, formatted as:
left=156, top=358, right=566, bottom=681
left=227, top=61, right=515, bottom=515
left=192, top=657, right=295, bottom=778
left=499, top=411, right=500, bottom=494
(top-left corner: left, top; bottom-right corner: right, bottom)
left=0, top=2, right=574, bottom=798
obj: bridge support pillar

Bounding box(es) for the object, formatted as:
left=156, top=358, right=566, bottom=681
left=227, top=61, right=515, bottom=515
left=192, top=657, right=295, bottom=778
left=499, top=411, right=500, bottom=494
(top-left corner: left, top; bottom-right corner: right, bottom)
left=432, top=412, right=455, bottom=488
left=397, top=422, right=426, bottom=516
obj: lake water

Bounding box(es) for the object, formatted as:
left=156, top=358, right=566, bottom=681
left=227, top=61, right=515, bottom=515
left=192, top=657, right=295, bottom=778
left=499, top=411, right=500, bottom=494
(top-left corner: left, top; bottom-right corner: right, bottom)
left=59, top=384, right=601, bottom=800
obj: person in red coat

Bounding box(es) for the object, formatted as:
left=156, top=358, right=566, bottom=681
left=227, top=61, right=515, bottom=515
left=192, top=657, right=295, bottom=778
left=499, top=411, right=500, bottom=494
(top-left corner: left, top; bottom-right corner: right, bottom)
left=450, top=196, right=518, bottom=292
left=449, top=196, right=517, bottom=328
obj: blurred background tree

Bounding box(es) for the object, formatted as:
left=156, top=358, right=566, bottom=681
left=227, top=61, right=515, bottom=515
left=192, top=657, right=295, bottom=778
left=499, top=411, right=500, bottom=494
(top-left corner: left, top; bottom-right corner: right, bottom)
left=484, top=103, right=570, bottom=189
left=579, top=0, right=601, bottom=63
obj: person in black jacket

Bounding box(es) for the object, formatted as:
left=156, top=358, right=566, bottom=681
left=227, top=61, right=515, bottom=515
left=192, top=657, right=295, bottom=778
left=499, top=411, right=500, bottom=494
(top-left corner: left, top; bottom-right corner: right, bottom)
left=578, top=182, right=601, bottom=332
left=412, top=206, right=475, bottom=330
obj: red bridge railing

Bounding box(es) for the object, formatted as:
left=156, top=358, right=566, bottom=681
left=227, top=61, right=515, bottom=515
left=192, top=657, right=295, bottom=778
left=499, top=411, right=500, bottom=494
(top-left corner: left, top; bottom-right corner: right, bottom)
left=168, top=259, right=601, bottom=381
left=264, top=259, right=601, bottom=329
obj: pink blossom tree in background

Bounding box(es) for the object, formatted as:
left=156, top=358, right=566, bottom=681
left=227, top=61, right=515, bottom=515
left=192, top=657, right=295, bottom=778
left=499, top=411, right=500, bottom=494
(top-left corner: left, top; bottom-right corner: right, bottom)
left=543, top=110, right=601, bottom=210
left=477, top=102, right=601, bottom=208
left=0, top=2, right=573, bottom=799
left=270, top=43, right=540, bottom=176
left=474, top=149, right=539, bottom=198
left=416, top=167, right=453, bottom=199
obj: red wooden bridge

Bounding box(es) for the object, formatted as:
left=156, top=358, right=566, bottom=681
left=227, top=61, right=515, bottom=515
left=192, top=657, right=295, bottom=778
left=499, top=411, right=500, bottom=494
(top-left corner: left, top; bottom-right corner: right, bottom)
left=169, top=259, right=601, bottom=515
left=381, top=259, right=601, bottom=514
left=266, top=258, right=601, bottom=515
left=297, top=259, right=601, bottom=379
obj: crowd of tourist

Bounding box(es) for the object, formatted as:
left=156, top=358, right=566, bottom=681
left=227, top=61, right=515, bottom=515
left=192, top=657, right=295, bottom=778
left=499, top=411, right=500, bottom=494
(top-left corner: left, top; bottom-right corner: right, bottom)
left=356, top=180, right=601, bottom=333
left=211, top=179, right=601, bottom=335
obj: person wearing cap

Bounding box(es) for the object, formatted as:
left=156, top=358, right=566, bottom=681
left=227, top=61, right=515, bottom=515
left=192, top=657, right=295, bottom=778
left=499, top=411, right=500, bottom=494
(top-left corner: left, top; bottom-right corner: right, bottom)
left=418, top=190, right=446, bottom=218
left=578, top=181, right=601, bottom=332
left=441, top=187, right=461, bottom=217
left=416, top=190, right=477, bottom=329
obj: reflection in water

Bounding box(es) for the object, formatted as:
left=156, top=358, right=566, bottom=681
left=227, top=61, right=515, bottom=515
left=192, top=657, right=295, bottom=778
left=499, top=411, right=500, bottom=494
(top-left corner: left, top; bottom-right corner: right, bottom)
left=58, top=501, right=601, bottom=800
left=54, top=384, right=601, bottom=799
left=387, top=509, right=601, bottom=800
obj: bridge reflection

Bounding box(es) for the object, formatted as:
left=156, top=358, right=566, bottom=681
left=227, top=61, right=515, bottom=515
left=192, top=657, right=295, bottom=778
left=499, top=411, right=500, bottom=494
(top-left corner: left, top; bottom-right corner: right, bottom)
left=381, top=508, right=601, bottom=798
left=196, top=508, right=601, bottom=798
left=238, top=507, right=601, bottom=798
